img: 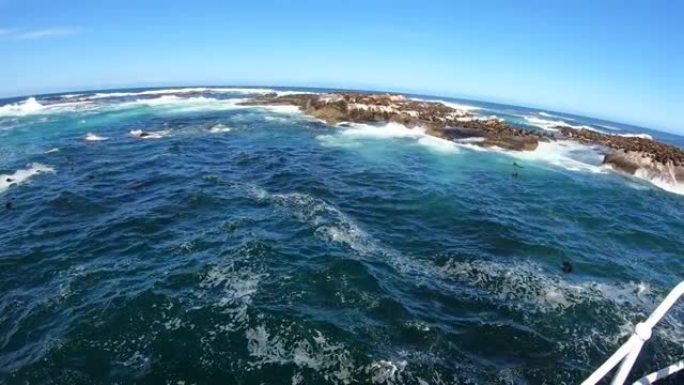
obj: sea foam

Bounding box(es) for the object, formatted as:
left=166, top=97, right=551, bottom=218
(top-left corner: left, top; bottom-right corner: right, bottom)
left=409, top=97, right=481, bottom=111
left=524, top=116, right=599, bottom=132
left=209, top=123, right=232, bottom=133
left=85, top=132, right=108, bottom=141
left=0, top=97, right=45, bottom=116
left=320, top=122, right=460, bottom=154
left=1, top=163, right=55, bottom=193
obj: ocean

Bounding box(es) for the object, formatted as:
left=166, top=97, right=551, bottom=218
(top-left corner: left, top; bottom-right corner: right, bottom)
left=1, top=87, right=683, bottom=384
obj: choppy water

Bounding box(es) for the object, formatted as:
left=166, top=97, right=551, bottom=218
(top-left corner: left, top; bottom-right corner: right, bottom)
left=1, top=87, right=683, bottom=385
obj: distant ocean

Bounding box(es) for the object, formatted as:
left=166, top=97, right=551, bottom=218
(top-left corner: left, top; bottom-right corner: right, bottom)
left=1, top=87, right=683, bottom=384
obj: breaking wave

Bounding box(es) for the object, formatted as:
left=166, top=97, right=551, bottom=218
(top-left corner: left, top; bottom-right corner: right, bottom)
left=0, top=97, right=45, bottom=116
left=507, top=140, right=606, bottom=174
left=524, top=116, right=600, bottom=132
left=318, top=122, right=460, bottom=154
left=618, top=133, right=653, bottom=140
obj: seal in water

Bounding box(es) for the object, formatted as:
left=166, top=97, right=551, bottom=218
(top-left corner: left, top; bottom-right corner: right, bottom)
left=561, top=261, right=573, bottom=273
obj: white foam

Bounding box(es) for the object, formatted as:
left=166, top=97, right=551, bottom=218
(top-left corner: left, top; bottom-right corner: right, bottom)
left=209, top=123, right=232, bottom=133
left=507, top=140, right=606, bottom=174
left=0, top=97, right=97, bottom=117
left=366, top=360, right=407, bottom=384
left=117, top=95, right=250, bottom=113
left=416, top=135, right=460, bottom=153
left=456, top=114, right=503, bottom=122
left=257, top=105, right=302, bottom=115
left=618, top=133, right=653, bottom=140
left=1, top=163, right=55, bottom=193
left=339, top=122, right=425, bottom=139
left=634, top=168, right=684, bottom=195
left=245, top=325, right=355, bottom=385
left=410, top=97, right=481, bottom=111
left=524, top=116, right=599, bottom=132
left=44, top=148, right=60, bottom=154
left=0, top=97, right=45, bottom=116
left=198, top=264, right=262, bottom=330
left=321, top=122, right=463, bottom=154
left=129, top=129, right=167, bottom=139
left=84, top=132, right=108, bottom=141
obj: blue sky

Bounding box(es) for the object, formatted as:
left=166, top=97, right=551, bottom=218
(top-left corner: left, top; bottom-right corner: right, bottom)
left=0, top=0, right=682, bottom=133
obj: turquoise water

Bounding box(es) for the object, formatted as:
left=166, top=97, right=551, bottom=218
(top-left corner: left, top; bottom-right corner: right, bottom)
left=1, top=88, right=683, bottom=385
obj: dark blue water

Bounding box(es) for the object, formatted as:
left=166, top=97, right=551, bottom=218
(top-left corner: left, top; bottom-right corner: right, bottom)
left=1, top=88, right=683, bottom=385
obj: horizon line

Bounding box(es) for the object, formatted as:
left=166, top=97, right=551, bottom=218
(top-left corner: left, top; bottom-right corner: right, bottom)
left=0, top=82, right=680, bottom=137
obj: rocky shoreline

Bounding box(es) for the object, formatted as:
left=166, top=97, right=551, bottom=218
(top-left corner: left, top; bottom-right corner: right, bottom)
left=241, top=92, right=684, bottom=187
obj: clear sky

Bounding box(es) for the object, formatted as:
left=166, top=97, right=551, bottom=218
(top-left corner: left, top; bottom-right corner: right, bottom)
left=1, top=0, right=682, bottom=133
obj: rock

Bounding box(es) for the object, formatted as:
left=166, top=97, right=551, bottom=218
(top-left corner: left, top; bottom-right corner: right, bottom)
left=603, top=151, right=640, bottom=174
left=240, top=92, right=541, bottom=152
left=603, top=149, right=684, bottom=186
left=558, top=127, right=684, bottom=168
left=239, top=92, right=683, bottom=183
left=481, top=135, right=539, bottom=151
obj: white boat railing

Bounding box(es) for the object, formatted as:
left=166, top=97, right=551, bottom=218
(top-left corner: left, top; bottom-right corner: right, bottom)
left=581, top=281, right=684, bottom=385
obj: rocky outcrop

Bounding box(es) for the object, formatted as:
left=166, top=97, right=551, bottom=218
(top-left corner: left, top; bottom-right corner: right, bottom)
left=240, top=92, right=684, bottom=187
left=558, top=127, right=684, bottom=184
left=241, top=93, right=541, bottom=151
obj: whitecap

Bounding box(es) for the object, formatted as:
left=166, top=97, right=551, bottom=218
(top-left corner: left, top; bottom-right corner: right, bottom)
left=366, top=360, right=407, bottom=384
left=524, top=116, right=600, bottom=132
left=617, top=133, right=653, bottom=140
left=84, top=132, right=108, bottom=141
left=0, top=97, right=45, bottom=116
left=245, top=325, right=356, bottom=385
left=117, top=95, right=249, bottom=114
left=339, top=122, right=425, bottom=139
left=1, top=163, right=55, bottom=193
left=320, top=122, right=469, bottom=155
left=209, top=123, right=232, bottom=133
left=196, top=264, right=263, bottom=331
left=44, top=148, right=60, bottom=154
left=256, top=105, right=303, bottom=115
left=456, top=114, right=503, bottom=122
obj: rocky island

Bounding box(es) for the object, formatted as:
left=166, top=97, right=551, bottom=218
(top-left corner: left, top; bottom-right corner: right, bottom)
left=241, top=92, right=684, bottom=186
